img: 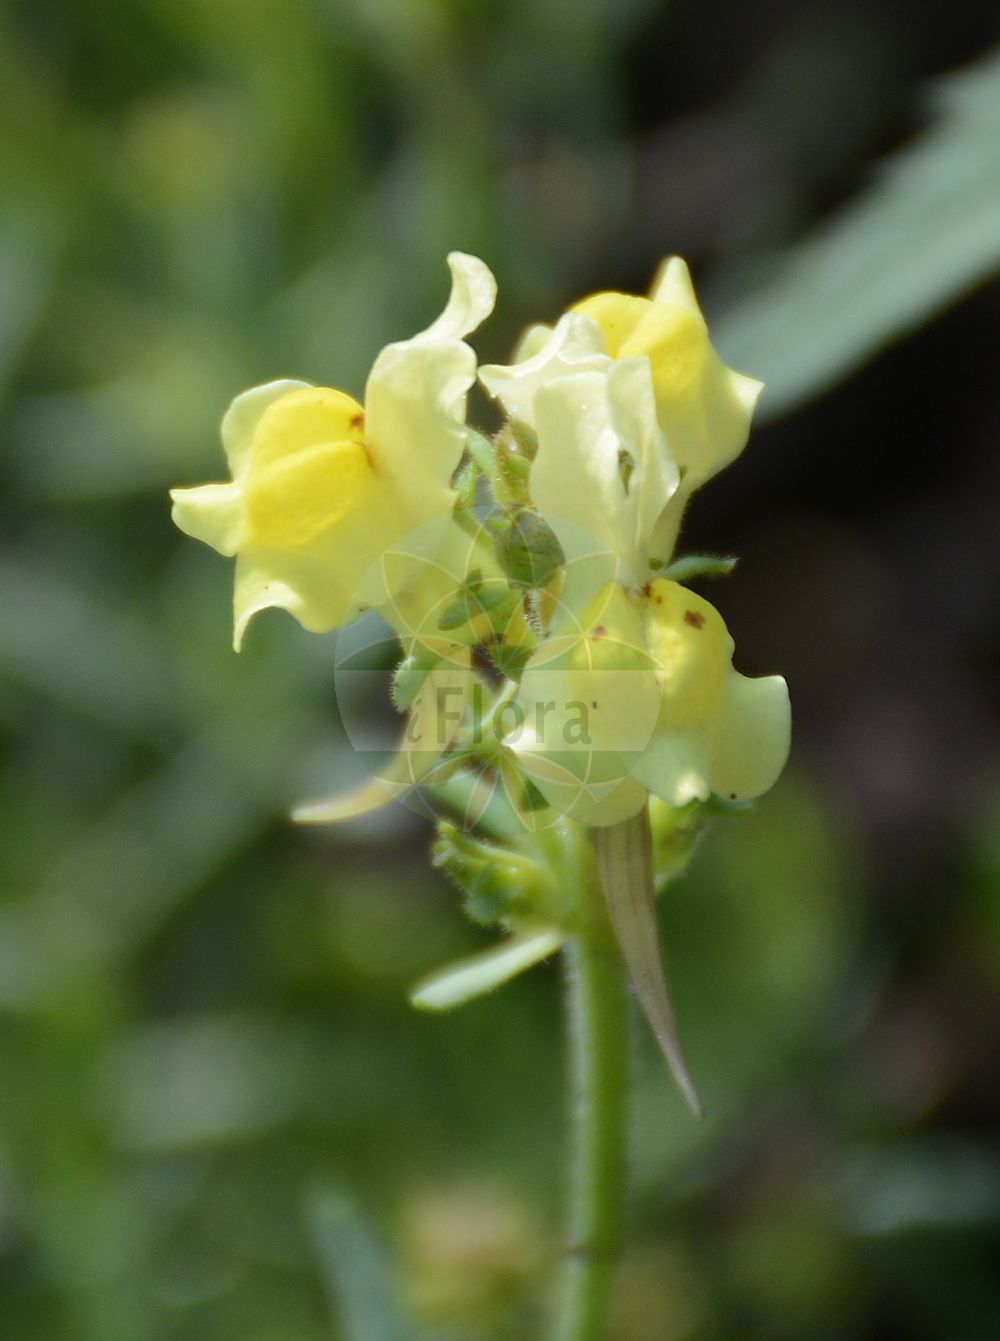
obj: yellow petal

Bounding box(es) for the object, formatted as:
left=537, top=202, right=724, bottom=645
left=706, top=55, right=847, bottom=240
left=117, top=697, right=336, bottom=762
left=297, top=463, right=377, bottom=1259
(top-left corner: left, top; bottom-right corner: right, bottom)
left=377, top=521, right=495, bottom=647
left=229, top=386, right=418, bottom=642
left=644, top=580, right=729, bottom=727
left=513, top=322, right=554, bottom=362
left=628, top=725, right=713, bottom=808
left=574, top=259, right=763, bottom=489
left=231, top=559, right=302, bottom=651
left=220, top=378, right=311, bottom=478
left=244, top=437, right=375, bottom=552
left=171, top=260, right=497, bottom=649
left=417, top=251, right=497, bottom=345
left=247, top=385, right=365, bottom=472
left=531, top=369, right=634, bottom=571
left=635, top=582, right=791, bottom=804
left=506, top=583, right=660, bottom=825
left=365, top=253, right=495, bottom=498
left=170, top=481, right=244, bottom=557
left=708, top=668, right=791, bottom=801
left=512, top=754, right=649, bottom=827
left=648, top=254, right=701, bottom=309
left=487, top=336, right=677, bottom=586
left=479, top=313, right=609, bottom=430
left=606, top=358, right=680, bottom=566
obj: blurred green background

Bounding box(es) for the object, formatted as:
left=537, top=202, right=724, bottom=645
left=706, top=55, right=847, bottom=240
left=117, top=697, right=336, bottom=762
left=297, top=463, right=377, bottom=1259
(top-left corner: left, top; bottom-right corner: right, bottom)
left=3, top=1, right=1000, bottom=1337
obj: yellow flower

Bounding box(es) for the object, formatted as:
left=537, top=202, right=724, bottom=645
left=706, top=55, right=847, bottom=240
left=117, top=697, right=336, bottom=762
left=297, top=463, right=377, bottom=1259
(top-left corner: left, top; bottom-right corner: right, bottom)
left=480, top=257, right=762, bottom=570
left=508, top=578, right=790, bottom=826
left=481, top=330, right=678, bottom=603
left=170, top=252, right=496, bottom=648
left=571, top=257, right=762, bottom=492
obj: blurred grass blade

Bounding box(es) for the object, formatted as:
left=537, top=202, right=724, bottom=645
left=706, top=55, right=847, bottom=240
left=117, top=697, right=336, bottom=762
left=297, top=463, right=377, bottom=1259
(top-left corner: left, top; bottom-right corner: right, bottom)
left=715, top=46, right=1000, bottom=418
left=0, top=556, right=178, bottom=742
left=308, top=1190, right=417, bottom=1341
left=839, top=1139, right=1000, bottom=1235
left=0, top=207, right=63, bottom=402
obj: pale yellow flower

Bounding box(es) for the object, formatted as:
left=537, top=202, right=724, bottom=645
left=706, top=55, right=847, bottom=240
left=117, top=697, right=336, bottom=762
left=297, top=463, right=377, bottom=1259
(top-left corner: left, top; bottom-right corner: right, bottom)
left=480, top=257, right=762, bottom=569
left=170, top=252, right=496, bottom=648
left=572, top=257, right=762, bottom=493
left=509, top=578, right=790, bottom=827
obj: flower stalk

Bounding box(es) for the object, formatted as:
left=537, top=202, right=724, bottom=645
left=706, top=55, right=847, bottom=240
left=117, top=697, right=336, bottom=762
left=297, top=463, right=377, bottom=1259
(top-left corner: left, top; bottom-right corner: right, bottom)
left=552, top=840, right=630, bottom=1341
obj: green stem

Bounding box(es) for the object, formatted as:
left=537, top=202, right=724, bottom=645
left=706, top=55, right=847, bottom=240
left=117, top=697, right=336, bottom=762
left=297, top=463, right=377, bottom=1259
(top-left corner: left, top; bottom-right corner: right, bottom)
left=551, top=840, right=630, bottom=1341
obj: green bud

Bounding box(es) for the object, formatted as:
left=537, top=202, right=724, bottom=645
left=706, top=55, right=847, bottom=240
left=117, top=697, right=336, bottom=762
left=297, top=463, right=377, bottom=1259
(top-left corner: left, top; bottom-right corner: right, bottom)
left=432, top=821, right=551, bottom=927
left=661, top=553, right=739, bottom=584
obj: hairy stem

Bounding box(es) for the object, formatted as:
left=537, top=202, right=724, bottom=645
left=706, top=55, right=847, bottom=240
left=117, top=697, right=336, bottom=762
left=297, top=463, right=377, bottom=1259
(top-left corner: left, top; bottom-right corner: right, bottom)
left=551, top=843, right=630, bottom=1341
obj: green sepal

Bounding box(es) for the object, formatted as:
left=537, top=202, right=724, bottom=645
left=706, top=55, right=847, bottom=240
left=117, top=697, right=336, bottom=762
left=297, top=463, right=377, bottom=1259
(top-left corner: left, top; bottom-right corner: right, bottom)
left=662, top=554, right=739, bottom=583
left=495, top=510, right=565, bottom=589
left=390, top=643, right=445, bottom=711
left=501, top=418, right=538, bottom=461
left=521, top=777, right=550, bottom=812
left=464, top=868, right=522, bottom=927
left=438, top=579, right=517, bottom=632
left=649, top=798, right=707, bottom=882
left=492, top=422, right=536, bottom=510
left=649, top=794, right=754, bottom=883
left=465, top=430, right=496, bottom=479
left=490, top=631, right=533, bottom=681
left=452, top=456, right=479, bottom=511
left=704, top=793, right=756, bottom=818
left=453, top=505, right=485, bottom=539
left=432, top=821, right=543, bottom=927
left=499, top=770, right=551, bottom=820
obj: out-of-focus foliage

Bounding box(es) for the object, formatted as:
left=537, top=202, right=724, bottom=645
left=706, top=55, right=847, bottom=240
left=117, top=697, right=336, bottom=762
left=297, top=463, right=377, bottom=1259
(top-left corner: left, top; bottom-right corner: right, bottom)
left=2, top=1, right=1000, bottom=1339
left=715, top=47, right=1000, bottom=418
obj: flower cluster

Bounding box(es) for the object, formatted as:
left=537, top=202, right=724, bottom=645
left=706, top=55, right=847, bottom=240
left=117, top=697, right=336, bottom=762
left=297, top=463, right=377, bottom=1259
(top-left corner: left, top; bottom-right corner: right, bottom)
left=171, top=252, right=790, bottom=1105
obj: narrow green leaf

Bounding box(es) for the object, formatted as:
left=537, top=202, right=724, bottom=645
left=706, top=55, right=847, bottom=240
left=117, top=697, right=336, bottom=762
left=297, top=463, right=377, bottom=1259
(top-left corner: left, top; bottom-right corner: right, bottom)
left=308, top=1190, right=416, bottom=1341
left=715, top=47, right=1000, bottom=418
left=594, top=810, right=704, bottom=1118
left=410, top=931, right=564, bottom=1011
